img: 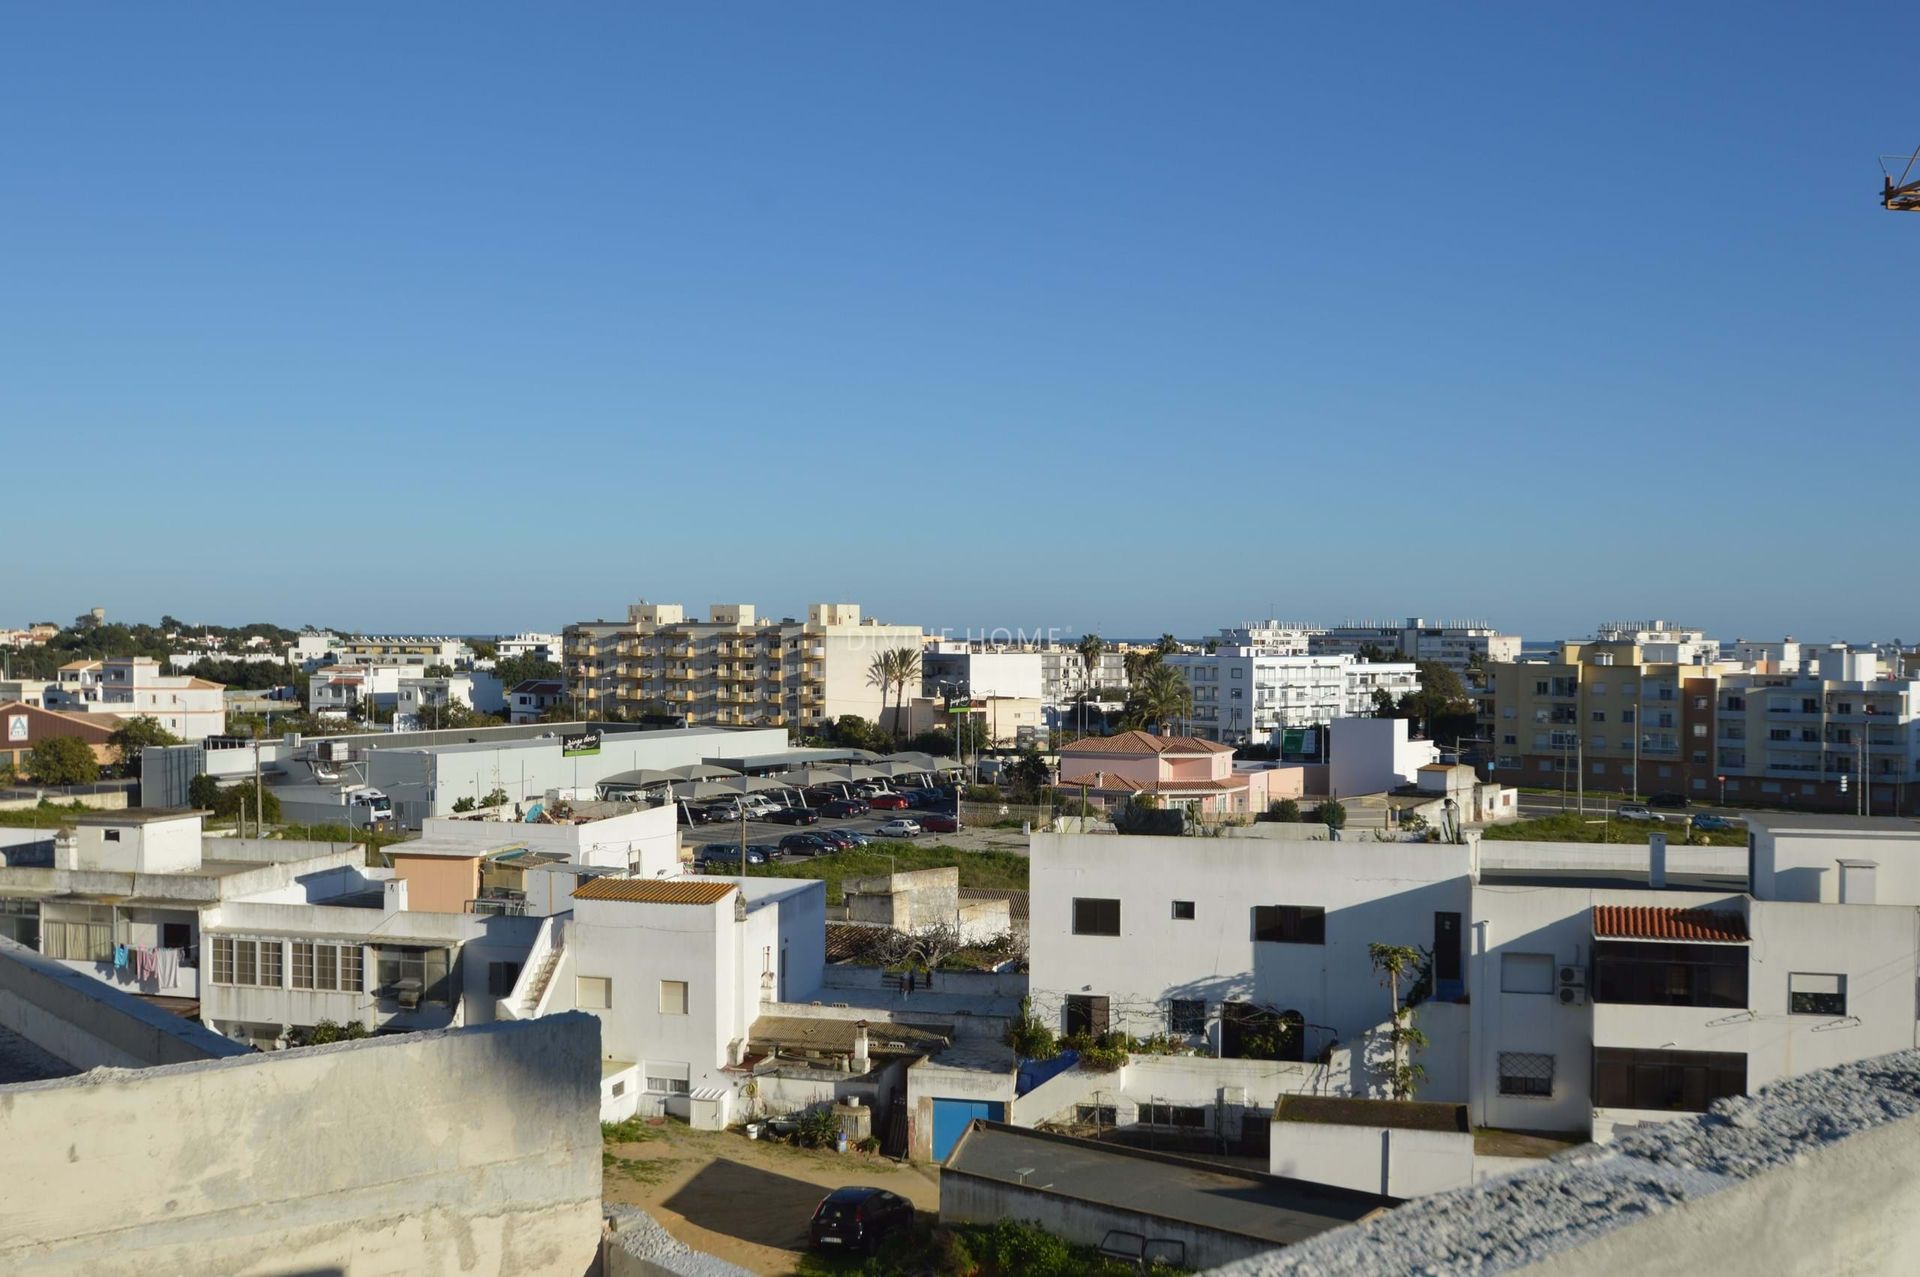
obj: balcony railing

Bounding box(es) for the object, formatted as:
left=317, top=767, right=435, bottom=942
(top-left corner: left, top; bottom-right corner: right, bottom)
left=469, top=898, right=528, bottom=917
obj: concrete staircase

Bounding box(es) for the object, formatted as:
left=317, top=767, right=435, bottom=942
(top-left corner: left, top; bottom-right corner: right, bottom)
left=519, top=941, right=564, bottom=1017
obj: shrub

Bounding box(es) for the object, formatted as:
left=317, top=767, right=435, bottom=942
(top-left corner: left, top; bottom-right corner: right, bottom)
left=451, top=796, right=476, bottom=813
left=791, top=1106, right=841, bottom=1148
left=27, top=736, right=99, bottom=786
left=1005, top=997, right=1060, bottom=1061
left=1062, top=1030, right=1130, bottom=1072
left=963, top=783, right=1002, bottom=803
left=297, top=1019, right=369, bottom=1046
left=1312, top=798, right=1348, bottom=830
left=1265, top=797, right=1302, bottom=823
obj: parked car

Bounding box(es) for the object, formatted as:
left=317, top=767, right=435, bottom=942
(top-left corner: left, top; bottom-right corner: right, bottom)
left=1616, top=803, right=1664, bottom=822
left=852, top=783, right=889, bottom=799
left=829, top=827, right=871, bottom=846
left=706, top=801, right=746, bottom=822
left=820, top=798, right=870, bottom=818
left=1691, top=813, right=1735, bottom=832
left=869, top=794, right=911, bottom=811
left=764, top=806, right=820, bottom=825
left=743, top=796, right=782, bottom=817
left=697, top=843, right=768, bottom=868
left=905, top=788, right=952, bottom=809
left=809, top=1186, right=915, bottom=1254
left=1648, top=792, right=1691, bottom=810
left=779, top=832, right=836, bottom=856
left=919, top=813, right=962, bottom=834
left=874, top=818, right=922, bottom=838
left=813, top=828, right=858, bottom=850
left=677, top=804, right=714, bottom=826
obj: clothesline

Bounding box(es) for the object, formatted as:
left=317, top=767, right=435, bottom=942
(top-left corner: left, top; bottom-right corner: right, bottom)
left=111, top=944, right=182, bottom=987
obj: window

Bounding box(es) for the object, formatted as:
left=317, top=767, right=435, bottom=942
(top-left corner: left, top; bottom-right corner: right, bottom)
left=1142, top=1103, right=1210, bottom=1129
left=1788, top=973, right=1847, bottom=1017
left=1064, top=994, right=1110, bottom=1037
left=161, top=922, right=191, bottom=950
left=1171, top=900, right=1195, bottom=921
left=1592, top=941, right=1747, bottom=1008
left=1075, top=1104, right=1117, bottom=1126
left=1433, top=912, right=1462, bottom=985
left=376, top=946, right=452, bottom=1003
left=259, top=940, right=282, bottom=988
left=1251, top=905, right=1325, bottom=945
left=1168, top=999, right=1206, bottom=1035
left=1498, top=1052, right=1554, bottom=1097
left=647, top=1075, right=691, bottom=1095
left=610, top=1080, right=625, bottom=1097
left=292, top=941, right=314, bottom=989
left=489, top=961, right=523, bottom=997
left=1072, top=898, right=1121, bottom=936
left=659, top=980, right=689, bottom=1015
left=1594, top=1047, right=1746, bottom=1112
left=104, top=829, right=121, bottom=842
left=577, top=976, right=612, bottom=1009
left=211, top=935, right=233, bottom=983
left=1501, top=953, right=1555, bottom=994
left=210, top=937, right=281, bottom=987
left=0, top=898, right=40, bottom=950
left=1591, top=710, right=1606, bottom=722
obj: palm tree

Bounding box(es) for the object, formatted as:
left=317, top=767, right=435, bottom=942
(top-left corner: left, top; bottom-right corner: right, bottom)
left=889, top=646, right=922, bottom=745
left=1074, top=633, right=1105, bottom=739
left=1130, top=663, right=1192, bottom=736
left=1156, top=633, right=1180, bottom=657
left=867, top=650, right=895, bottom=739
left=1123, top=648, right=1160, bottom=684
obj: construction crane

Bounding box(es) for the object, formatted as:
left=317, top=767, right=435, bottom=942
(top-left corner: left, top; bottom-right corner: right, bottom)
left=1881, top=144, right=1920, bottom=210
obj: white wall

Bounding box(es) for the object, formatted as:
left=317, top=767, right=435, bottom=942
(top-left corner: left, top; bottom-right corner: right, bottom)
left=0, top=1015, right=604, bottom=1277
left=1029, top=832, right=1473, bottom=1095
left=423, top=802, right=677, bottom=873
left=1750, top=822, right=1920, bottom=905
left=1329, top=717, right=1440, bottom=797
left=1270, top=1121, right=1475, bottom=1198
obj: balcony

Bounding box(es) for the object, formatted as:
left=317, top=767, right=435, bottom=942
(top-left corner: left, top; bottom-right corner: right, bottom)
left=468, top=897, right=527, bottom=918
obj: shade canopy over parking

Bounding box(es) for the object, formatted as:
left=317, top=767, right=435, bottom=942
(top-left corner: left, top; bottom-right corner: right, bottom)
left=865, top=761, right=927, bottom=779
left=597, top=768, right=680, bottom=789
left=668, top=763, right=741, bottom=781
left=673, top=776, right=797, bottom=801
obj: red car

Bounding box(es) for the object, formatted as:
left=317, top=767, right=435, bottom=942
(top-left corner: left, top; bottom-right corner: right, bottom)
left=919, top=814, right=962, bottom=834
left=868, top=793, right=911, bottom=811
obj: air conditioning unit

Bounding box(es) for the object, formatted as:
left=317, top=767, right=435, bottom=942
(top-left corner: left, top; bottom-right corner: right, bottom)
left=1557, top=964, right=1585, bottom=988
left=1557, top=964, right=1587, bottom=1006
left=1557, top=984, right=1586, bottom=1007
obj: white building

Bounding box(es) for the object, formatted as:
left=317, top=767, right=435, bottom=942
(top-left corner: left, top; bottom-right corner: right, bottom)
left=1593, top=620, right=1718, bottom=666
left=1310, top=619, right=1522, bottom=676
left=395, top=671, right=506, bottom=727
left=47, top=657, right=226, bottom=741
left=1328, top=716, right=1441, bottom=797
left=308, top=665, right=404, bottom=717
left=1038, top=645, right=1132, bottom=707
left=922, top=644, right=1046, bottom=702
left=496, top=632, right=561, bottom=663
left=1164, top=649, right=1419, bottom=744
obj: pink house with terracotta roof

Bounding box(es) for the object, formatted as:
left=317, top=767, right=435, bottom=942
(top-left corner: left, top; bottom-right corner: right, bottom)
left=1056, top=730, right=1290, bottom=817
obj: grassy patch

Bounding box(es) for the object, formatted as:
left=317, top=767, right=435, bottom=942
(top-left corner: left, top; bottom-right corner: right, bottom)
left=0, top=801, right=98, bottom=830
left=795, top=1218, right=1171, bottom=1276
left=601, top=1148, right=680, bottom=1185
left=729, top=841, right=1028, bottom=905
left=1481, top=812, right=1746, bottom=846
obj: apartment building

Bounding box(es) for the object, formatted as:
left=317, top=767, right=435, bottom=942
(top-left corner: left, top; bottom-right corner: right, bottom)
left=1592, top=620, right=1718, bottom=665
left=1713, top=648, right=1920, bottom=813
left=47, top=657, right=226, bottom=741
left=1486, top=643, right=1920, bottom=810
left=332, top=636, right=474, bottom=667
left=563, top=602, right=923, bottom=730
left=394, top=671, right=506, bottom=727
left=1038, top=644, right=1132, bottom=706
left=1164, top=648, right=1419, bottom=744
left=1482, top=641, right=1728, bottom=799
left=495, top=632, right=561, bottom=663
left=1310, top=618, right=1522, bottom=676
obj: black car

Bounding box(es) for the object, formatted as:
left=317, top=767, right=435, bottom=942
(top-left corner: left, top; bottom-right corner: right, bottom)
left=779, top=832, right=835, bottom=856
left=765, top=806, right=821, bottom=825
left=813, top=827, right=858, bottom=851
left=820, top=798, right=870, bottom=818
left=809, top=1186, right=914, bottom=1254
left=1648, top=792, right=1691, bottom=809
left=677, top=804, right=715, bottom=826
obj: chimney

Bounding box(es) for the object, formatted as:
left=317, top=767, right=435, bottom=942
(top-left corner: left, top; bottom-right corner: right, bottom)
left=1838, top=859, right=1878, bottom=906
left=383, top=877, right=409, bottom=913
left=1648, top=833, right=1667, bottom=890
left=852, top=1020, right=871, bottom=1072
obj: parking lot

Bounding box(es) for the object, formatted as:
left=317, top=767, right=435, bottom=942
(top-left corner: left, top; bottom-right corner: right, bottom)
left=680, top=797, right=963, bottom=864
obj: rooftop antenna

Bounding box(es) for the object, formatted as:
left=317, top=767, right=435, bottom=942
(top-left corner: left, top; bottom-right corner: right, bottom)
left=1880, top=143, right=1920, bottom=211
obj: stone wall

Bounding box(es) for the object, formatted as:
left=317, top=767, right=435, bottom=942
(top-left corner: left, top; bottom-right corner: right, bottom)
left=0, top=937, right=247, bottom=1069
left=0, top=1013, right=604, bottom=1277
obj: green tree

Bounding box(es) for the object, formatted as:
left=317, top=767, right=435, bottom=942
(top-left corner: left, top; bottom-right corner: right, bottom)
left=1155, top=633, right=1180, bottom=656
left=889, top=646, right=922, bottom=744
left=1072, top=633, right=1106, bottom=738
left=1004, top=748, right=1052, bottom=801
left=867, top=650, right=896, bottom=741
left=1367, top=943, right=1430, bottom=1100
left=27, top=736, right=99, bottom=786
left=1316, top=798, right=1348, bottom=831
left=1400, top=662, right=1469, bottom=736
left=106, top=715, right=181, bottom=772
left=451, top=796, right=477, bottom=813
left=215, top=781, right=281, bottom=827
left=1267, top=797, right=1302, bottom=823
left=492, top=653, right=563, bottom=693
left=188, top=773, right=223, bottom=811
left=1125, top=662, right=1192, bottom=735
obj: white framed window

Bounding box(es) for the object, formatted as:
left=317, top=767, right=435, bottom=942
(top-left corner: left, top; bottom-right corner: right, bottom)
left=659, top=980, right=689, bottom=1015
left=577, top=976, right=612, bottom=1009
left=1788, top=973, right=1846, bottom=1017
left=1501, top=952, right=1554, bottom=994
left=646, top=1076, right=691, bottom=1095
left=1499, top=1052, right=1554, bottom=1097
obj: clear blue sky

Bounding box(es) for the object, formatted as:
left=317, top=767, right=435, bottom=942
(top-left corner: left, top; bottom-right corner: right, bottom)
left=4, top=4, right=1916, bottom=645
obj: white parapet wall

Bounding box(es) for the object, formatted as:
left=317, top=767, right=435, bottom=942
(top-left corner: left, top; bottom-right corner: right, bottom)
left=0, top=1012, right=605, bottom=1277
left=1209, top=1047, right=1920, bottom=1276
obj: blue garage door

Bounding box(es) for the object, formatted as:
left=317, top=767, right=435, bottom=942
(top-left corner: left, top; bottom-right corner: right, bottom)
left=931, top=1099, right=1004, bottom=1162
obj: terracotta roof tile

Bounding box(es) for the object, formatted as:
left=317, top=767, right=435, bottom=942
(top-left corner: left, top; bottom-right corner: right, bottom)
left=571, top=877, right=736, bottom=905
left=1593, top=905, right=1749, bottom=943
left=1058, top=774, right=1244, bottom=793
left=1059, top=731, right=1233, bottom=756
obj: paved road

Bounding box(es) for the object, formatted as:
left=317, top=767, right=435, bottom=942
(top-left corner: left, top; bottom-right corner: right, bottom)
left=1513, top=790, right=1746, bottom=821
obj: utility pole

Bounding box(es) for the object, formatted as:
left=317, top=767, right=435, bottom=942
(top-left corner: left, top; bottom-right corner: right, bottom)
left=252, top=728, right=263, bottom=837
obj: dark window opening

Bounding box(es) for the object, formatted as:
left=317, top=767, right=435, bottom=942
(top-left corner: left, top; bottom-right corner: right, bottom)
left=1594, top=1047, right=1745, bottom=1112
left=1252, top=905, right=1325, bottom=945
left=1064, top=994, right=1110, bottom=1038
left=1072, top=897, right=1121, bottom=936
left=1592, top=940, right=1747, bottom=1008
left=1171, top=900, right=1195, bottom=921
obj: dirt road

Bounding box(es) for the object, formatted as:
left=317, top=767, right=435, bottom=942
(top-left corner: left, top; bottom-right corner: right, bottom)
left=602, top=1121, right=940, bottom=1274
